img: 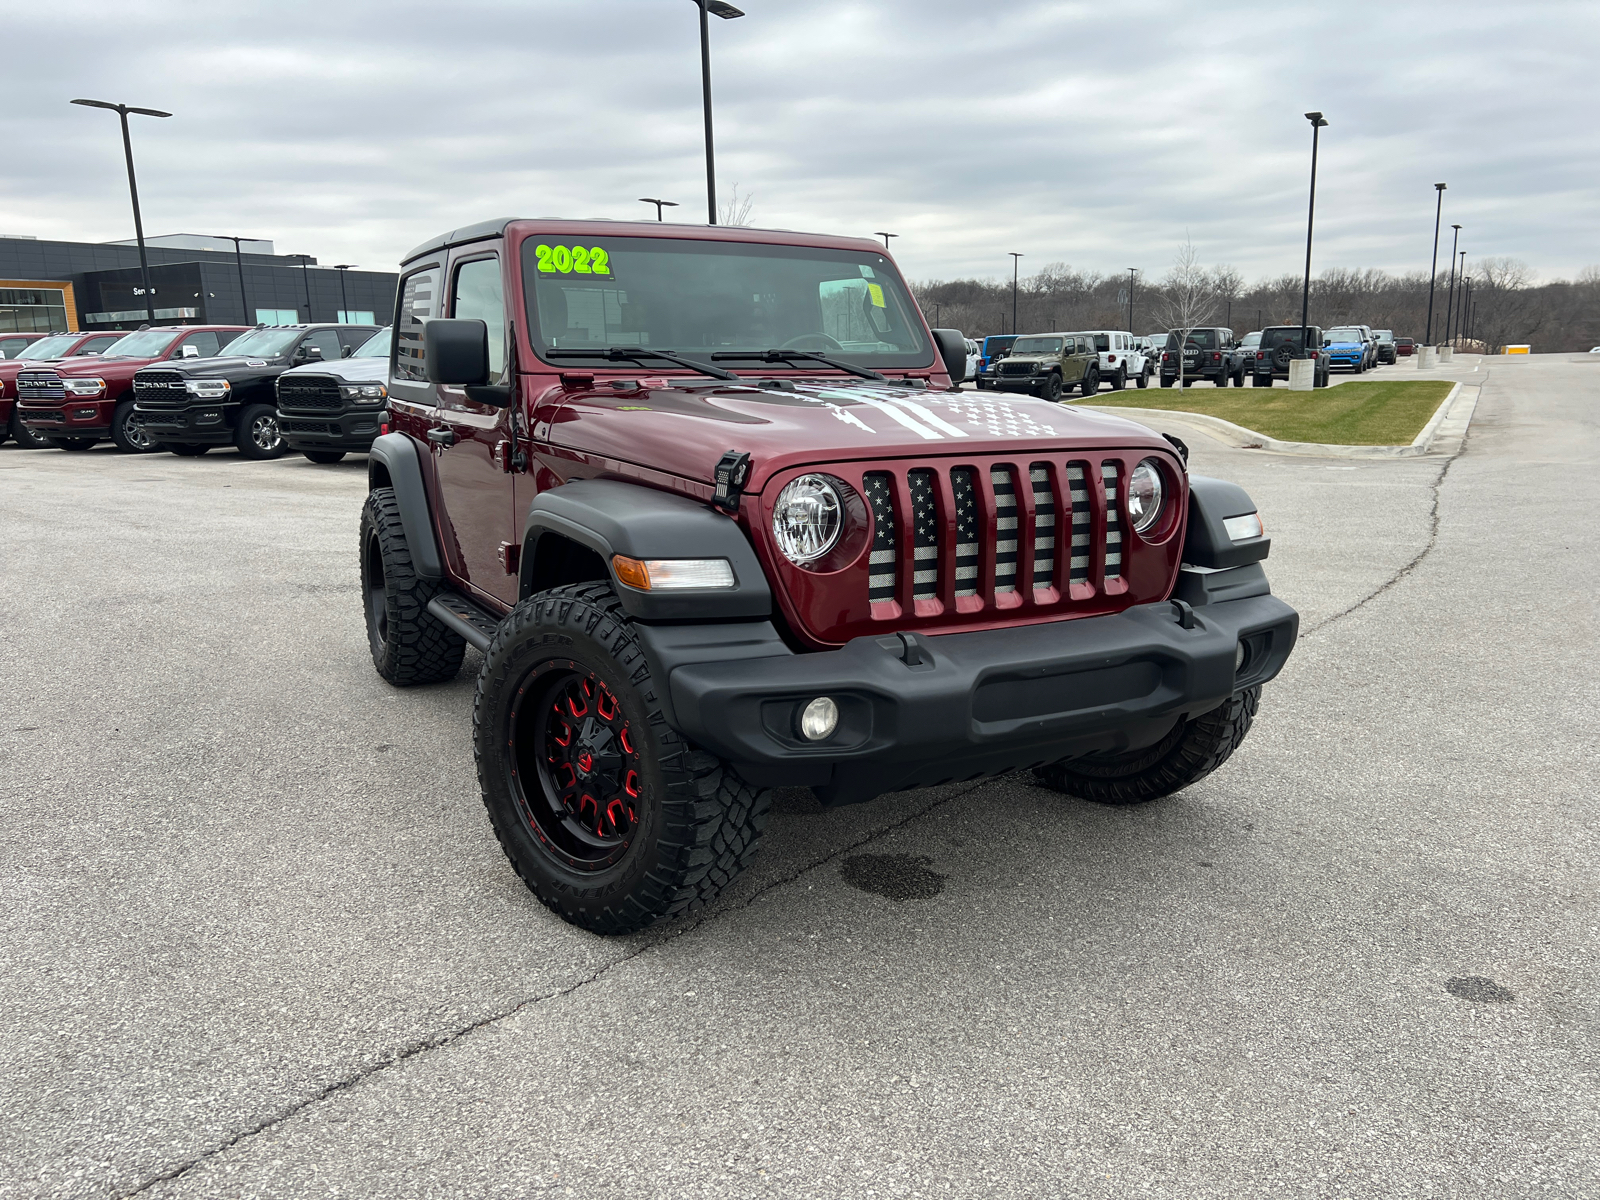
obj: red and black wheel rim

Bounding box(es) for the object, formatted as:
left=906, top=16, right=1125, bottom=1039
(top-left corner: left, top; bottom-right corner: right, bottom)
left=507, top=659, right=642, bottom=872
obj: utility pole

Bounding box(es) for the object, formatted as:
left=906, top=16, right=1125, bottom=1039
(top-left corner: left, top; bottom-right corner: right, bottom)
left=1299, top=112, right=1328, bottom=356
left=692, top=1, right=745, bottom=225
left=71, top=98, right=172, bottom=324
left=1009, top=252, right=1024, bottom=334
left=1127, top=268, right=1137, bottom=332
left=333, top=265, right=355, bottom=321
left=1443, top=224, right=1462, bottom=349
left=223, top=236, right=254, bottom=324
left=1425, top=183, right=1447, bottom=344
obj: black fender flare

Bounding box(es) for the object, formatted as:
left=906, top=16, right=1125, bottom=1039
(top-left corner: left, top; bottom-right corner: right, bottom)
left=520, top=479, right=771, bottom=622
left=1183, top=476, right=1270, bottom=570
left=367, top=433, right=442, bottom=579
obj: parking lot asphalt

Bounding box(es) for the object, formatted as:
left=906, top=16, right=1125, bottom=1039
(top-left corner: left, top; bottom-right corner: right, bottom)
left=1, top=354, right=1595, bottom=1199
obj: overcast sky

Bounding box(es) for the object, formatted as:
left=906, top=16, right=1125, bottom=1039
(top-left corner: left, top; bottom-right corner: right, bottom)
left=3, top=0, right=1594, bottom=288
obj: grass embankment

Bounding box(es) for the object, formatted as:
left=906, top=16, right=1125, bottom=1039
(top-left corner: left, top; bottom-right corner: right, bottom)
left=1083, top=380, right=1456, bottom=445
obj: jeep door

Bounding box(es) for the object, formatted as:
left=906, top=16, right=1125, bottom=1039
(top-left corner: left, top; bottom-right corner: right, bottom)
left=1061, top=336, right=1090, bottom=384
left=432, top=249, right=519, bottom=607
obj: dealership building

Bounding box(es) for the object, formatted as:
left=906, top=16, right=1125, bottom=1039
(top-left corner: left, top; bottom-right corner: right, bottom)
left=0, top=233, right=398, bottom=334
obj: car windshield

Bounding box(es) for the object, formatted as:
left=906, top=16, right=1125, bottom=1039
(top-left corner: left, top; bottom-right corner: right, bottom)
left=1012, top=336, right=1062, bottom=354
left=522, top=236, right=931, bottom=370
left=353, top=328, right=391, bottom=358
left=1326, top=328, right=1363, bottom=342
left=1240, top=333, right=1261, bottom=347
left=1374, top=330, right=1394, bottom=342
left=219, top=329, right=303, bottom=357
left=1166, top=329, right=1219, bottom=350
left=984, top=336, right=1016, bottom=352
left=97, top=330, right=182, bottom=358
left=1261, top=328, right=1312, bottom=350
left=14, top=334, right=79, bottom=359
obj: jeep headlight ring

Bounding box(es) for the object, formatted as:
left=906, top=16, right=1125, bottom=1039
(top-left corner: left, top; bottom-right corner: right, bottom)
left=1128, top=459, right=1166, bottom=536
left=772, top=473, right=843, bottom=567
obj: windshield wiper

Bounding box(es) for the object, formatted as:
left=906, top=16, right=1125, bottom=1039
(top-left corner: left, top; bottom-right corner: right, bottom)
left=544, top=346, right=740, bottom=381
left=710, top=349, right=885, bottom=382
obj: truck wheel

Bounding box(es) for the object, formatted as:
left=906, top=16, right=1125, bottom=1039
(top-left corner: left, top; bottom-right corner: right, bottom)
left=50, top=438, right=99, bottom=451
left=236, top=403, right=287, bottom=460
left=303, top=450, right=347, bottom=464
left=1110, top=368, right=1126, bottom=391
left=1160, top=377, right=1173, bottom=388
left=9, top=413, right=52, bottom=449
left=1080, top=371, right=1099, bottom=397
left=1033, top=687, right=1260, bottom=806
left=1040, top=372, right=1063, bottom=402
left=1137, top=367, right=1150, bottom=389
left=110, top=400, right=156, bottom=453
left=168, top=444, right=210, bottom=456
left=475, top=582, right=771, bottom=935
left=1254, top=374, right=1272, bottom=387
left=975, top=378, right=993, bottom=391
left=360, top=487, right=465, bottom=686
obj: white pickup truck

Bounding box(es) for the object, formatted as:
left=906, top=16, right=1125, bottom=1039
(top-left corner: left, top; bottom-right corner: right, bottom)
left=1076, top=329, right=1151, bottom=390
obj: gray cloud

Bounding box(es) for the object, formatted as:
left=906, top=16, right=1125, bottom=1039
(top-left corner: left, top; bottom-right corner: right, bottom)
left=2, top=0, right=1594, bottom=289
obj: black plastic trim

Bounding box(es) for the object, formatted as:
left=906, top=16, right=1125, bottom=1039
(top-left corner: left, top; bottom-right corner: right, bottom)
left=1174, top=562, right=1271, bottom=607
left=427, top=592, right=500, bottom=651
left=401, top=218, right=514, bottom=266
left=1183, top=475, right=1271, bottom=569
left=520, top=479, right=771, bottom=621
left=368, top=433, right=443, bottom=580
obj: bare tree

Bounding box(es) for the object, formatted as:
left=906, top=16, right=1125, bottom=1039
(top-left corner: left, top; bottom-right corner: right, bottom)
left=718, top=183, right=755, bottom=228
left=1149, top=240, right=1218, bottom=393
left=1471, top=258, right=1541, bottom=353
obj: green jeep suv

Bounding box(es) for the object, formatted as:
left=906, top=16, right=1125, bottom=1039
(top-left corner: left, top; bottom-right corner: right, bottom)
left=989, top=332, right=1099, bottom=401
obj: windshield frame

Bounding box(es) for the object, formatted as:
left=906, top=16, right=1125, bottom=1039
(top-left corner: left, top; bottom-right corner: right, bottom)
left=516, top=232, right=934, bottom=374
left=1011, top=336, right=1064, bottom=355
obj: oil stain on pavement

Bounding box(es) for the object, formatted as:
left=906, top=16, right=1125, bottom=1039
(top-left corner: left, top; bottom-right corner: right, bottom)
left=1445, top=976, right=1515, bottom=1003
left=840, top=854, right=947, bottom=902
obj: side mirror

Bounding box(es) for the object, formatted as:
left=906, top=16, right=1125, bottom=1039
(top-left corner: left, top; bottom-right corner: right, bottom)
left=424, top=318, right=491, bottom=387
left=930, top=328, right=968, bottom=384
left=341, top=345, right=354, bottom=359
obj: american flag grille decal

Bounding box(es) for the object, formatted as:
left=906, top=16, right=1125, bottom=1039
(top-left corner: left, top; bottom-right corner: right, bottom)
left=1068, top=463, right=1091, bottom=585
left=863, top=472, right=897, bottom=603
left=951, top=468, right=979, bottom=597
left=990, top=466, right=1018, bottom=593
left=908, top=469, right=939, bottom=600
left=1030, top=463, right=1056, bottom=586
left=1102, top=462, right=1123, bottom=579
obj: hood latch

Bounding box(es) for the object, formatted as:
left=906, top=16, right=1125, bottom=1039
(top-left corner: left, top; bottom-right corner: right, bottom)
left=712, top=450, right=751, bottom=514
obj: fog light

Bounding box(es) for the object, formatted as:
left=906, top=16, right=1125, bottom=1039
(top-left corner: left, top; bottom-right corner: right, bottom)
left=1236, top=642, right=1247, bottom=670
left=799, top=696, right=839, bottom=741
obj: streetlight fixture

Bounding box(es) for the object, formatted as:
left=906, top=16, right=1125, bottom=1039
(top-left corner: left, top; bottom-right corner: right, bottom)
left=1443, top=224, right=1461, bottom=352
left=1298, top=111, right=1328, bottom=358
left=1009, top=252, right=1024, bottom=334
left=690, top=0, right=744, bottom=225
left=221, top=236, right=255, bottom=325
left=70, top=98, right=171, bottom=324
left=874, top=232, right=898, bottom=251
left=1425, top=183, right=1447, bottom=346
left=1454, top=248, right=1467, bottom=346
left=1127, top=268, right=1138, bottom=332
left=638, top=198, right=679, bottom=221
left=333, top=265, right=355, bottom=321
left=290, top=253, right=314, bottom=321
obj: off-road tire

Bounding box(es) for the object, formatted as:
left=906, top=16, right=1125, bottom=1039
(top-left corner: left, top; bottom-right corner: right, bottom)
left=50, top=437, right=99, bottom=451
left=1040, top=372, right=1063, bottom=402
left=236, top=403, right=287, bottom=460
left=1137, top=366, right=1150, bottom=389
left=1254, top=373, right=1272, bottom=387
left=1110, top=368, right=1126, bottom=391
left=360, top=487, right=465, bottom=686
left=1080, top=370, right=1099, bottom=397
left=1032, top=686, right=1260, bottom=806
left=1160, top=376, right=1174, bottom=388
left=976, top=378, right=994, bottom=391
left=303, top=450, right=346, bottom=464
left=8, top=412, right=52, bottom=449
left=474, top=582, right=771, bottom=934
left=110, top=400, right=156, bottom=453
left=167, top=443, right=210, bottom=456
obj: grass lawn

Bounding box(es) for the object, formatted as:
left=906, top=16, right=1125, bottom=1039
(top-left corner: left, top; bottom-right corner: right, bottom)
left=1081, top=380, right=1457, bottom=445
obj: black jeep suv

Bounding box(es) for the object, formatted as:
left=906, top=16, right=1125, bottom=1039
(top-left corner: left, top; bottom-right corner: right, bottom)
left=1159, top=328, right=1247, bottom=388
left=1249, top=326, right=1331, bottom=388
left=132, top=323, right=379, bottom=458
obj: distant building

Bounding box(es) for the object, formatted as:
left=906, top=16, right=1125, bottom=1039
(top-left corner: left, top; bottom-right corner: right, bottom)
left=0, top=234, right=398, bottom=333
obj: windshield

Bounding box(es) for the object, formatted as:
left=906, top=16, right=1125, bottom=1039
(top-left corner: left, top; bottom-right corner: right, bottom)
left=1166, top=329, right=1219, bottom=350
left=353, top=328, right=392, bottom=358
left=1012, top=336, right=1063, bottom=355
left=219, top=328, right=303, bottom=357
left=98, top=330, right=182, bottom=358
left=521, top=237, right=931, bottom=370
left=15, top=335, right=79, bottom=359
left=1374, top=330, right=1394, bottom=342
left=1240, top=333, right=1261, bottom=348
left=1261, top=328, right=1313, bottom=350
left=1326, top=328, right=1363, bottom=342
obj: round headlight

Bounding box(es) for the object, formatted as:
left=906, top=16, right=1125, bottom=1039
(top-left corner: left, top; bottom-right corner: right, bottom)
left=1128, top=459, right=1165, bottom=535
left=772, top=474, right=842, bottom=566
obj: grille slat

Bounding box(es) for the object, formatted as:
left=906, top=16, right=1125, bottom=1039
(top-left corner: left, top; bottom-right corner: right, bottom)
left=1068, top=463, right=1091, bottom=584
left=907, top=469, right=940, bottom=601
left=990, top=466, right=1018, bottom=593
left=1102, top=462, right=1123, bottom=579
left=863, top=472, right=898, bottom=605
left=951, top=468, right=979, bottom=597
left=16, top=370, right=64, bottom=401
left=1030, top=463, right=1056, bottom=590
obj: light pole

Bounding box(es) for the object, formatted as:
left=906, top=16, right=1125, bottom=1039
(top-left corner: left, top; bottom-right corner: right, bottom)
left=1127, top=268, right=1138, bottom=332
left=1425, top=183, right=1447, bottom=345
left=71, top=98, right=171, bottom=324
left=1299, top=111, right=1328, bottom=358
left=874, top=232, right=898, bottom=251
left=222, top=236, right=254, bottom=325
left=333, top=265, right=355, bottom=322
left=1454, top=248, right=1466, bottom=346
left=290, top=254, right=314, bottom=321
left=638, top=198, right=679, bottom=221
left=1443, top=224, right=1461, bottom=351
left=691, top=0, right=744, bottom=225
left=1009, top=252, right=1024, bottom=334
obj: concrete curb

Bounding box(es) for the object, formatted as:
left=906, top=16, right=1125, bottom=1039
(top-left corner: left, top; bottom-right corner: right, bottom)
left=1084, top=381, right=1472, bottom=460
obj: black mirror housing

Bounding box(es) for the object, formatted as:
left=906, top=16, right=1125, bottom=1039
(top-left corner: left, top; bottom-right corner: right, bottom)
left=930, top=328, right=968, bottom=384
left=424, top=318, right=491, bottom=386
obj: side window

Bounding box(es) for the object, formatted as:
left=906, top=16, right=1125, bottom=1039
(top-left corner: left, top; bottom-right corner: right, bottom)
left=335, top=327, right=374, bottom=355
left=80, top=336, right=120, bottom=354
left=450, top=256, right=506, bottom=379
left=302, top=330, right=344, bottom=361
left=393, top=264, right=441, bottom=386
left=179, top=331, right=223, bottom=358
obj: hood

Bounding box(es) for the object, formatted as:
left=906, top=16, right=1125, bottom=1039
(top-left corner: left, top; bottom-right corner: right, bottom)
left=277, top=356, right=388, bottom=384
left=546, top=378, right=1171, bottom=492
left=1325, top=339, right=1363, bottom=350
left=149, top=354, right=289, bottom=378
left=38, top=354, right=164, bottom=378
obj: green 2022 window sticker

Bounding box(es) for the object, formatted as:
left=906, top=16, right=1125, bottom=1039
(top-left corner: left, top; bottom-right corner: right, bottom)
left=535, top=244, right=612, bottom=277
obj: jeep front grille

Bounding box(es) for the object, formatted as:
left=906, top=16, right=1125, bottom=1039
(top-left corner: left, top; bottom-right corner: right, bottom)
left=998, top=361, right=1034, bottom=376
left=277, top=376, right=343, bottom=411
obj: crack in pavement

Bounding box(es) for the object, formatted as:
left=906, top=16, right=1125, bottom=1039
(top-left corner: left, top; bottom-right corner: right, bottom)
left=1300, top=381, right=1481, bottom=638
left=117, top=777, right=995, bottom=1198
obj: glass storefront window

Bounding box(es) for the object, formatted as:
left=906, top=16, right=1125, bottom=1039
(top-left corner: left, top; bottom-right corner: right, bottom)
left=0, top=286, right=70, bottom=333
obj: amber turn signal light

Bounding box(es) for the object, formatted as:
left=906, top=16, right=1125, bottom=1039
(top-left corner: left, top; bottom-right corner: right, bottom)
left=611, top=555, right=736, bottom=591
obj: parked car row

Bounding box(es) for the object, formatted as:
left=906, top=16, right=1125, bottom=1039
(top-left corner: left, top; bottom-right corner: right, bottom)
left=1, top=322, right=390, bottom=464
left=973, top=329, right=1156, bottom=397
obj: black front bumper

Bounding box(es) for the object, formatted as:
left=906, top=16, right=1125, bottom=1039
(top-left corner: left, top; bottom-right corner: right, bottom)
left=277, top=407, right=384, bottom=452
left=132, top=405, right=236, bottom=443
left=635, top=589, right=1298, bottom=806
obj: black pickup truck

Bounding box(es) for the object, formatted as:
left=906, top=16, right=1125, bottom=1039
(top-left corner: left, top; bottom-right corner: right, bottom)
left=1158, top=327, right=1248, bottom=388
left=131, top=323, right=378, bottom=458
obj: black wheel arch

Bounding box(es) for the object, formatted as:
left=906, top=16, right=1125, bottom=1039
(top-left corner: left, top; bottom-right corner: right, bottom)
left=367, top=432, right=443, bottom=580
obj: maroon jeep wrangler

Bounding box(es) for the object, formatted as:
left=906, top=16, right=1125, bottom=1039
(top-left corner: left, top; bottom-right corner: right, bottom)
left=362, top=218, right=1298, bottom=934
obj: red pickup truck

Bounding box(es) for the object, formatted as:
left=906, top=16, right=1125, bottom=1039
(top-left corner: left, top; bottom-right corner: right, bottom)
left=14, top=325, right=247, bottom=452
left=1, top=330, right=125, bottom=447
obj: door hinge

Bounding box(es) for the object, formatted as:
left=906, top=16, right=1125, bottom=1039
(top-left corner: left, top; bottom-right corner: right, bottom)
left=499, top=541, right=521, bottom=576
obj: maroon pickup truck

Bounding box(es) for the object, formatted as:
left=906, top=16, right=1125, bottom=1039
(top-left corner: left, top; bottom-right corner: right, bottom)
left=359, top=218, right=1298, bottom=934
left=1, top=330, right=125, bottom=448
left=15, top=325, right=247, bottom=452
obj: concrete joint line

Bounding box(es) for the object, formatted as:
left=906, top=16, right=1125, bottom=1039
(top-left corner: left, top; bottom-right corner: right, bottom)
left=115, top=778, right=993, bottom=1198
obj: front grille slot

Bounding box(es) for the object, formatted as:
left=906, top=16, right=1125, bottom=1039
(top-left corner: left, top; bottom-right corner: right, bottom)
left=907, top=468, right=939, bottom=601
left=133, top=370, right=189, bottom=407
left=278, top=377, right=343, bottom=411
left=17, top=371, right=64, bottom=401
left=1068, top=463, right=1091, bottom=585
left=990, top=466, right=1018, bottom=593
left=1030, top=463, right=1055, bottom=589
left=951, top=468, right=979, bottom=597
left=998, top=361, right=1034, bottom=376
left=1102, top=462, right=1123, bottom=580
left=282, top=420, right=334, bottom=434
left=863, top=472, right=897, bottom=605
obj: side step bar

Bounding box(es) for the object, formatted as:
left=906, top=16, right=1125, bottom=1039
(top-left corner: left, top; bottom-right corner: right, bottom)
left=427, top=592, right=504, bottom=652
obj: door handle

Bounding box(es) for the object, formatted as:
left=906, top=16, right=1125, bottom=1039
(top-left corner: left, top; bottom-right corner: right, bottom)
left=427, top=426, right=456, bottom=448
